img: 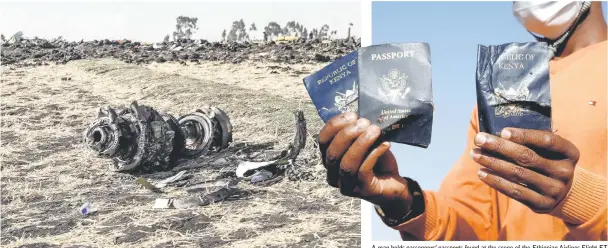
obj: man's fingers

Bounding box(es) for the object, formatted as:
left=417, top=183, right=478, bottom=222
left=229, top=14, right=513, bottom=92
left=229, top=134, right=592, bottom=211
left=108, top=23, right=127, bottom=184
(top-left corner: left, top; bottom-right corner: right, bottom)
left=501, top=128, right=580, bottom=162
left=327, top=118, right=370, bottom=195
left=474, top=132, right=553, bottom=175
left=359, top=141, right=391, bottom=184
left=319, top=112, right=358, bottom=145
left=319, top=113, right=358, bottom=188
left=471, top=148, right=566, bottom=198
left=478, top=169, right=556, bottom=213
left=328, top=118, right=372, bottom=166
left=341, top=125, right=382, bottom=180
left=326, top=165, right=339, bottom=188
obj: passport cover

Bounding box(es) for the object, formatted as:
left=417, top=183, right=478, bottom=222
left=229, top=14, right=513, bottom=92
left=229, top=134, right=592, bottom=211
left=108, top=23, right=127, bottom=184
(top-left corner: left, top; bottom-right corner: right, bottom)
left=476, top=42, right=552, bottom=136
left=303, top=51, right=358, bottom=123
left=358, top=43, right=433, bottom=148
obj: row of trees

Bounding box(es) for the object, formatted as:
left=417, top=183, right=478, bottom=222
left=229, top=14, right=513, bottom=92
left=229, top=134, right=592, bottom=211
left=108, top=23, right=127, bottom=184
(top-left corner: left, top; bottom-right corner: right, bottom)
left=223, top=20, right=352, bottom=42
left=166, top=16, right=355, bottom=42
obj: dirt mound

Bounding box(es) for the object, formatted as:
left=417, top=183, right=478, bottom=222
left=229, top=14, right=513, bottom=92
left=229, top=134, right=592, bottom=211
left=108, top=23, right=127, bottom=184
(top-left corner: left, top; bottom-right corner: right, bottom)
left=1, top=37, right=361, bottom=67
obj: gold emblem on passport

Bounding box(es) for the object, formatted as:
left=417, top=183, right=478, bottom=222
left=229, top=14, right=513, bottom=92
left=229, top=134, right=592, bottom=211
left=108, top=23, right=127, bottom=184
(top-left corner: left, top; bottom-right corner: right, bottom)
left=378, top=69, right=411, bottom=104
left=494, top=82, right=530, bottom=117
left=377, top=114, right=388, bottom=124
left=334, top=81, right=358, bottom=113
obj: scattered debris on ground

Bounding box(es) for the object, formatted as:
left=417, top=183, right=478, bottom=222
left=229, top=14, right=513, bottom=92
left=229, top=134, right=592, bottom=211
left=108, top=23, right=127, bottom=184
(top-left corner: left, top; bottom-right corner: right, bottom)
left=137, top=110, right=309, bottom=209
left=1, top=37, right=361, bottom=67
left=1, top=56, right=360, bottom=247
left=78, top=202, right=93, bottom=216
left=236, top=110, right=308, bottom=183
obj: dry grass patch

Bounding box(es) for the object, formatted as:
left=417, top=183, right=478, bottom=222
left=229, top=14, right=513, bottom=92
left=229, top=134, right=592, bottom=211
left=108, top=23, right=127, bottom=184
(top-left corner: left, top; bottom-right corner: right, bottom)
left=1, top=60, right=360, bottom=248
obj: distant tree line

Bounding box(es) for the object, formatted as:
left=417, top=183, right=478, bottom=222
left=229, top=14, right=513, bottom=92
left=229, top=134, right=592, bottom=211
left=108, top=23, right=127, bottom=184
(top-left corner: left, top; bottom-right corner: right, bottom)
left=223, top=20, right=352, bottom=42
left=1, top=17, right=355, bottom=44
left=164, top=15, right=355, bottom=42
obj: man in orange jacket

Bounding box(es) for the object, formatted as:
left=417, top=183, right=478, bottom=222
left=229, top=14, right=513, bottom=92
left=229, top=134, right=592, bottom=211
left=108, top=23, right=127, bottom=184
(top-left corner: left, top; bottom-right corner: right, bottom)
left=319, top=1, right=607, bottom=240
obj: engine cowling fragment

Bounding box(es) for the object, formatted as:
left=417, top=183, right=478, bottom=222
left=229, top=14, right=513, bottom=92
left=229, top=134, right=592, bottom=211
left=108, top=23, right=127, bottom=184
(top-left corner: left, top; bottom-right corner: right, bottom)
left=177, top=106, right=233, bottom=158
left=83, top=101, right=232, bottom=173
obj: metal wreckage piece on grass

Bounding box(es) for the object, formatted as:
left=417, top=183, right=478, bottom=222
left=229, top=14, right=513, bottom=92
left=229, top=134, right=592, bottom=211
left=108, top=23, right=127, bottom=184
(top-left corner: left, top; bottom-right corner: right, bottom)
left=156, top=111, right=309, bottom=209
left=83, top=101, right=232, bottom=172
left=236, top=110, right=308, bottom=181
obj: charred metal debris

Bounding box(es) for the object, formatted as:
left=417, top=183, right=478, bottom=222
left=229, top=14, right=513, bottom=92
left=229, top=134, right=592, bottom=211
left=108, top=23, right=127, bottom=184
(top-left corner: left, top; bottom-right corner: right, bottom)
left=83, top=101, right=232, bottom=173
left=85, top=103, right=311, bottom=207
left=153, top=110, right=309, bottom=209
left=2, top=37, right=361, bottom=66
left=235, top=110, right=309, bottom=183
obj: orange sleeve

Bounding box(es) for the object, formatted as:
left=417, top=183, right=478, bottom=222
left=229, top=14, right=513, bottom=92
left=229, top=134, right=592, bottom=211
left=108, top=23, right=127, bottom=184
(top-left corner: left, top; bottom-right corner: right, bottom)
left=550, top=167, right=607, bottom=240
left=389, top=107, right=500, bottom=240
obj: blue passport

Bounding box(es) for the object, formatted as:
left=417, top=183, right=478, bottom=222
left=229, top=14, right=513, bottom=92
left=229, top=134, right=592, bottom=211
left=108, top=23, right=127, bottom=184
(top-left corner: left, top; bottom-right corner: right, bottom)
left=476, top=42, right=552, bottom=136
left=358, top=43, right=434, bottom=148
left=303, top=51, right=359, bottom=123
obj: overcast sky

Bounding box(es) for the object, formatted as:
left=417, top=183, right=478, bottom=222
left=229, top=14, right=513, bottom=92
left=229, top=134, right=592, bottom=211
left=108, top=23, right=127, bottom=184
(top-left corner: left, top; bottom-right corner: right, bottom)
left=0, top=1, right=361, bottom=42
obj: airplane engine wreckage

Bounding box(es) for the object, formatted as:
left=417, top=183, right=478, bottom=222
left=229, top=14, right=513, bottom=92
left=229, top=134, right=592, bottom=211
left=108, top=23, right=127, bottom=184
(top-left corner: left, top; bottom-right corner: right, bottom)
left=85, top=102, right=311, bottom=208
left=83, top=101, right=232, bottom=173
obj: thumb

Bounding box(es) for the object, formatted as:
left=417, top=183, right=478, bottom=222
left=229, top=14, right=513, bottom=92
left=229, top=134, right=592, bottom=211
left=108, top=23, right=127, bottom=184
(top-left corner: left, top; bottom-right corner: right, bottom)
left=376, top=148, right=398, bottom=174
left=358, top=142, right=391, bottom=183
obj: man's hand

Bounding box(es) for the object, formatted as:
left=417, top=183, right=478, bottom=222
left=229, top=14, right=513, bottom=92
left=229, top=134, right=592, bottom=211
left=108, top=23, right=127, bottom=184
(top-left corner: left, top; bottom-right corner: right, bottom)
left=471, top=128, right=580, bottom=213
left=318, top=113, right=411, bottom=208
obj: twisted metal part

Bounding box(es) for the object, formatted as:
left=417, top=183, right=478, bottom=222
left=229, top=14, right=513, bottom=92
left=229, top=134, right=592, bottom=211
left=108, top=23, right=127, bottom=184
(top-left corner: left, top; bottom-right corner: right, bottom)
left=177, top=106, right=233, bottom=158
left=83, top=101, right=232, bottom=173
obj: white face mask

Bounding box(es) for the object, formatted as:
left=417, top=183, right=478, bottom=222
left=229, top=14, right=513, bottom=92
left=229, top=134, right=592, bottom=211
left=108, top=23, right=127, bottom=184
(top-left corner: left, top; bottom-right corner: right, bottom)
left=513, top=1, right=584, bottom=40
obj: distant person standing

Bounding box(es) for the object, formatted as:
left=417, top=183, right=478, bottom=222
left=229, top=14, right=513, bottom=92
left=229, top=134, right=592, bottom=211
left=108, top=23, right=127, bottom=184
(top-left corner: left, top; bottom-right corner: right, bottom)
left=319, top=1, right=607, bottom=240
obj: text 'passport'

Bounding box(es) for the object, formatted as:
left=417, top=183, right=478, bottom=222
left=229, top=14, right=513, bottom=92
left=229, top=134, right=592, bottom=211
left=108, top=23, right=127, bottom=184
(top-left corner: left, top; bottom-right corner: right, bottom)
left=358, top=43, right=434, bottom=148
